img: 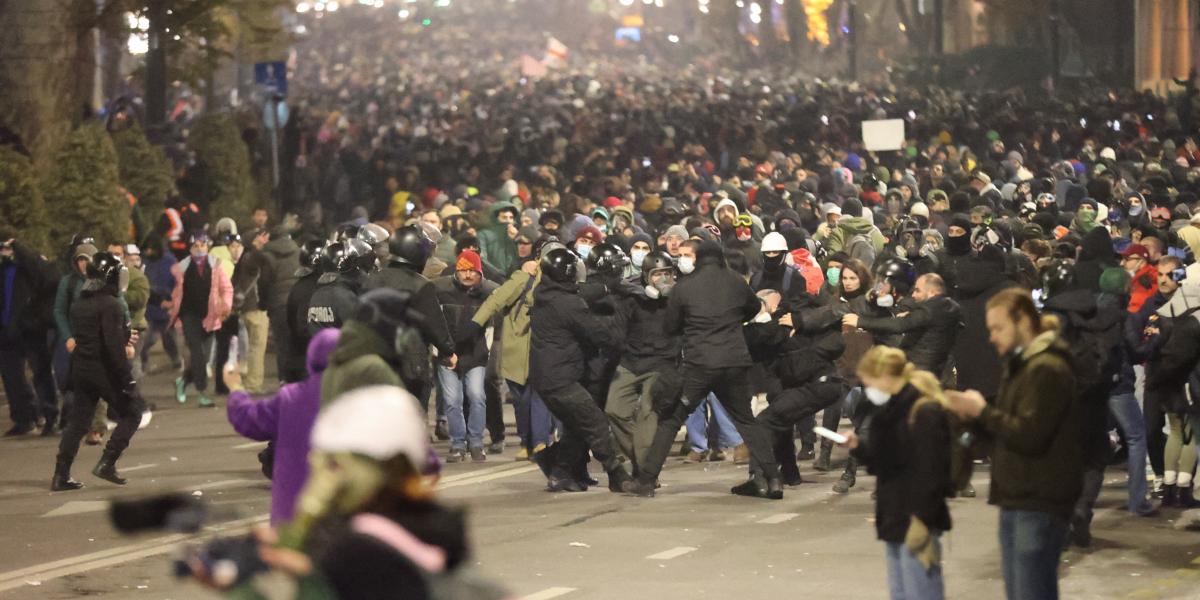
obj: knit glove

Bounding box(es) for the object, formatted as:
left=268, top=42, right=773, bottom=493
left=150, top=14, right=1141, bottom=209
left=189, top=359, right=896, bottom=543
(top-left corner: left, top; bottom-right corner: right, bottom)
left=904, top=516, right=940, bottom=572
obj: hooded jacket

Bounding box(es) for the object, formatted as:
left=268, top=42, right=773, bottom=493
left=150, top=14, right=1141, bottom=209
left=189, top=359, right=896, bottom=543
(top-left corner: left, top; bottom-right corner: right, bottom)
left=471, top=269, right=537, bottom=385
left=978, top=331, right=1082, bottom=519
left=1146, top=287, right=1200, bottom=415
left=143, top=252, right=177, bottom=324
left=666, top=242, right=761, bottom=369
left=261, top=236, right=301, bottom=310
left=125, top=266, right=150, bottom=331
left=69, top=286, right=135, bottom=394
left=952, top=255, right=1018, bottom=398
left=476, top=201, right=519, bottom=274
left=0, top=242, right=47, bottom=340
left=1074, top=227, right=1117, bottom=293
left=227, top=328, right=340, bottom=524
left=616, top=286, right=682, bottom=376
left=821, top=216, right=887, bottom=256
left=320, top=319, right=403, bottom=405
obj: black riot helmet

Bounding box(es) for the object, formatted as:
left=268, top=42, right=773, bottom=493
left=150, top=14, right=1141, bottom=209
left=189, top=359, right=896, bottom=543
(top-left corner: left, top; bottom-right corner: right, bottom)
left=387, top=225, right=433, bottom=271
left=585, top=242, right=630, bottom=278
left=640, top=251, right=676, bottom=285
left=1040, top=259, right=1077, bottom=301
left=874, top=256, right=917, bottom=295
left=299, top=239, right=328, bottom=270
left=332, top=224, right=360, bottom=242
left=83, top=251, right=125, bottom=292
left=540, top=248, right=579, bottom=283
left=358, top=223, right=390, bottom=258
left=319, top=241, right=369, bottom=274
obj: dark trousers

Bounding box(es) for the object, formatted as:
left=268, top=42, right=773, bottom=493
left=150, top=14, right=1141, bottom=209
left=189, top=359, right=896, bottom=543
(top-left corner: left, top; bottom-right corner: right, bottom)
left=484, top=351, right=505, bottom=445
left=758, top=379, right=848, bottom=482
left=180, top=315, right=214, bottom=393
left=141, top=318, right=180, bottom=366
left=537, top=382, right=623, bottom=477
left=0, top=331, right=58, bottom=426
left=640, top=366, right=779, bottom=482
left=268, top=305, right=299, bottom=382
left=56, top=363, right=144, bottom=472
left=1145, top=389, right=1167, bottom=478
left=213, top=316, right=239, bottom=392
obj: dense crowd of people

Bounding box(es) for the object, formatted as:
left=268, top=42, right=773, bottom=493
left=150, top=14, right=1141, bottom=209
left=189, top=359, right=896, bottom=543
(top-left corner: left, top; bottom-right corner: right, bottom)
left=5, top=2, right=1200, bottom=599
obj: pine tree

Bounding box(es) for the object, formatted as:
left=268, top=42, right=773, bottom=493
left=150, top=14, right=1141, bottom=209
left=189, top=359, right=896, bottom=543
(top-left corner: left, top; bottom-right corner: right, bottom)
left=41, top=122, right=129, bottom=250
left=0, top=146, right=50, bottom=253
left=188, top=112, right=256, bottom=227
left=112, top=124, right=175, bottom=230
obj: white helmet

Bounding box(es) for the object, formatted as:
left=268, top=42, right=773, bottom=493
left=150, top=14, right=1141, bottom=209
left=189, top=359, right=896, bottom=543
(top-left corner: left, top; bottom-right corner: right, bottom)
left=761, top=231, right=789, bottom=253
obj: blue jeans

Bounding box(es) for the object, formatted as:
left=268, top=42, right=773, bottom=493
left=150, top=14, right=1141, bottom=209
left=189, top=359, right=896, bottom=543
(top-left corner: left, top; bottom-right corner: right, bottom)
left=508, top=380, right=552, bottom=450
left=886, top=532, right=944, bottom=600
left=686, top=393, right=744, bottom=452
left=1109, top=392, right=1154, bottom=515
left=438, top=366, right=486, bottom=450
left=998, top=509, right=1067, bottom=600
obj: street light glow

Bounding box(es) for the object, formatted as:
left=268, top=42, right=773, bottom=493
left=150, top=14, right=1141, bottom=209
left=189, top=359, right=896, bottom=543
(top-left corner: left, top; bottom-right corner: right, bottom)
left=668, top=34, right=679, bottom=43
left=296, top=1, right=311, bottom=12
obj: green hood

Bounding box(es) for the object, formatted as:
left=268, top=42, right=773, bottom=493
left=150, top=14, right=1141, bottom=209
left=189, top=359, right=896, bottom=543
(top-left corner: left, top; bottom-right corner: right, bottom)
left=487, top=201, right=520, bottom=230
left=838, top=216, right=877, bottom=235
left=329, top=320, right=396, bottom=366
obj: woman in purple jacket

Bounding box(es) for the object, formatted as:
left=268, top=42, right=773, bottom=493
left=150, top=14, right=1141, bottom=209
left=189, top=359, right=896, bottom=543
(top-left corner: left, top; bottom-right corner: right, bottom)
left=226, top=328, right=340, bottom=524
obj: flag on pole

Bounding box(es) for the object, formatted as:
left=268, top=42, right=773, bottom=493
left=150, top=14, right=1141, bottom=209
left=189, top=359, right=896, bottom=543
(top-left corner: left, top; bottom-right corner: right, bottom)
left=544, top=37, right=568, bottom=68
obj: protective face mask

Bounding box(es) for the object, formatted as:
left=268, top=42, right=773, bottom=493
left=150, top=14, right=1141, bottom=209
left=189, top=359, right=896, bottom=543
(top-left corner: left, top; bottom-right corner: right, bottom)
left=826, top=267, right=841, bottom=287
left=190, top=251, right=207, bottom=261
left=752, top=311, right=773, bottom=324
left=876, top=293, right=895, bottom=308
left=644, top=284, right=660, bottom=299
left=864, top=386, right=892, bottom=406
left=736, top=228, right=752, bottom=242
left=678, top=256, right=696, bottom=274
left=1129, top=204, right=1144, bottom=216
left=631, top=249, right=649, bottom=268
left=946, top=234, right=971, bottom=256
left=576, top=244, right=592, bottom=259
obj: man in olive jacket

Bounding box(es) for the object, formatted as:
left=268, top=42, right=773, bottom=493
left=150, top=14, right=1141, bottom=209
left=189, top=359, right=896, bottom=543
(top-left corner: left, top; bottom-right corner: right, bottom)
left=948, top=288, right=1081, bottom=600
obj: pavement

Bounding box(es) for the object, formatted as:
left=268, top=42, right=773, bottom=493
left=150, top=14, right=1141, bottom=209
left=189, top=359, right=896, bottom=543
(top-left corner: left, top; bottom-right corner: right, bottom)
left=1, top=352, right=1199, bottom=599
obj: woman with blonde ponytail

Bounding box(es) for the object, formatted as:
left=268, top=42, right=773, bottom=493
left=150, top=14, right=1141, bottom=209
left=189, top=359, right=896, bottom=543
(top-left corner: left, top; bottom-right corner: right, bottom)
left=837, top=346, right=953, bottom=600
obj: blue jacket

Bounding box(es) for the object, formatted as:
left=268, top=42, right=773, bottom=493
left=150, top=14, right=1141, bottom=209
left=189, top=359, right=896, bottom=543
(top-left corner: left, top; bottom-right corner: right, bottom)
left=144, top=254, right=178, bottom=323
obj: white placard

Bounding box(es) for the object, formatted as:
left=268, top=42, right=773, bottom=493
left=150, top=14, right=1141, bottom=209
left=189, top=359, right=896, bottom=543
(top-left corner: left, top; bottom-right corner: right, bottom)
left=862, top=119, right=905, bottom=152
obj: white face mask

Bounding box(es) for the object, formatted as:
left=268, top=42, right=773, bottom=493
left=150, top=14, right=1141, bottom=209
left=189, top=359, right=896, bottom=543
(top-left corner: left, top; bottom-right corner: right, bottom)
left=644, top=284, right=660, bottom=299
left=631, top=249, right=649, bottom=268
left=752, top=311, right=773, bottom=324
left=864, top=386, right=891, bottom=406
left=876, top=293, right=895, bottom=308
left=678, top=256, right=696, bottom=274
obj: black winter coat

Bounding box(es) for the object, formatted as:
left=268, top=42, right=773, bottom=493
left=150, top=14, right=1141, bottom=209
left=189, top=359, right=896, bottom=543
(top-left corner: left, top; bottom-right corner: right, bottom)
left=529, top=277, right=620, bottom=393
left=433, top=276, right=498, bottom=372
left=365, top=262, right=455, bottom=357
left=616, top=290, right=682, bottom=376
left=666, top=256, right=761, bottom=369
left=287, top=271, right=320, bottom=348
left=69, top=287, right=134, bottom=392
left=953, top=260, right=1017, bottom=397
left=852, top=384, right=953, bottom=542
left=1146, top=308, right=1200, bottom=415
left=307, top=274, right=363, bottom=337
left=857, top=295, right=963, bottom=374
left=261, top=237, right=300, bottom=310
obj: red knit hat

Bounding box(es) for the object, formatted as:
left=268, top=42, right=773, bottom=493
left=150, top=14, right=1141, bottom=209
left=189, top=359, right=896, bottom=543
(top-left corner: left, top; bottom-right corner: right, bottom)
left=456, top=249, right=483, bottom=273
left=603, top=196, right=622, bottom=209
left=574, top=225, right=605, bottom=246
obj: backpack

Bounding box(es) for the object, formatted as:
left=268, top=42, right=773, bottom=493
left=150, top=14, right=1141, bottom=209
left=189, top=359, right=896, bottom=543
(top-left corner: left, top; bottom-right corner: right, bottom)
left=846, top=232, right=876, bottom=267
left=908, top=398, right=974, bottom=497
left=1057, top=309, right=1122, bottom=402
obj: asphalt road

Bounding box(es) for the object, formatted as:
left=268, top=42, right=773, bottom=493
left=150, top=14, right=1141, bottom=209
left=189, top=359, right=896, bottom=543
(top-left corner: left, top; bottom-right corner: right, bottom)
left=1, top=353, right=1199, bottom=600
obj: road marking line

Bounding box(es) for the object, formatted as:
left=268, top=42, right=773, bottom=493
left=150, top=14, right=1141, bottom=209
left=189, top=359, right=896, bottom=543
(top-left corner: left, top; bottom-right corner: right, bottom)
left=0, top=515, right=268, bottom=592
left=521, top=587, right=577, bottom=600
left=232, top=441, right=269, bottom=450
left=192, top=479, right=255, bottom=491
left=440, top=461, right=530, bottom=483
left=757, top=513, right=798, bottom=524
left=645, top=546, right=697, bottom=560
left=41, top=501, right=108, bottom=518
left=120, top=463, right=158, bottom=473
left=440, top=465, right=541, bottom=489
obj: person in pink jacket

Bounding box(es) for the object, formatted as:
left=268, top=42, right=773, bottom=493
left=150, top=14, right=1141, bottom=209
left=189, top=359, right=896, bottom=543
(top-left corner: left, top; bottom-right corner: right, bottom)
left=169, top=232, right=232, bottom=407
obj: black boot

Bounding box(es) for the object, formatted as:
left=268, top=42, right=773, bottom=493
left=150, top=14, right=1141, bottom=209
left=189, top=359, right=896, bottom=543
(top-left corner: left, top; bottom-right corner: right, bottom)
left=1164, top=484, right=1180, bottom=507
left=1069, top=513, right=1092, bottom=548
left=833, top=458, right=857, bottom=494
left=607, top=467, right=634, bottom=494
left=731, top=472, right=767, bottom=497
left=92, top=450, right=127, bottom=485
left=50, top=460, right=84, bottom=492
left=796, top=443, right=815, bottom=461
left=765, top=476, right=784, bottom=500
left=1179, top=484, right=1200, bottom=509
left=813, top=441, right=833, bottom=472
left=546, top=468, right=586, bottom=493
